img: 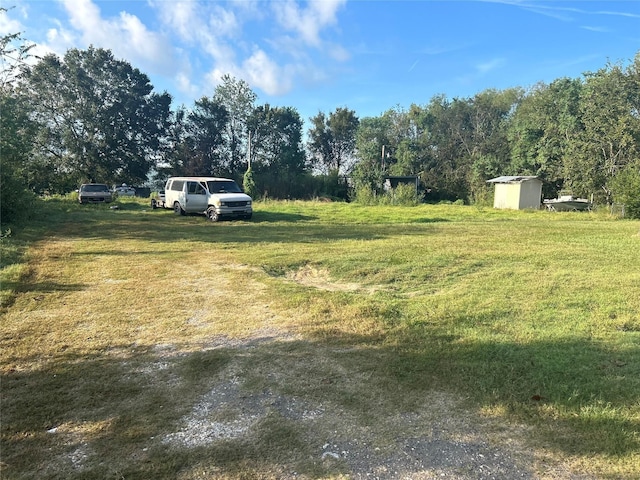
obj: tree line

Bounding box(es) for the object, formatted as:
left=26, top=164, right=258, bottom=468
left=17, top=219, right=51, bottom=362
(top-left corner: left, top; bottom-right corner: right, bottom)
left=354, top=65, right=640, bottom=211
left=2, top=25, right=639, bottom=224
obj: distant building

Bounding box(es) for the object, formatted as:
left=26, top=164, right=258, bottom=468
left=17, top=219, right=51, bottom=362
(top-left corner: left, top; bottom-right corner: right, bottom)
left=487, top=176, right=542, bottom=210
left=383, top=176, right=419, bottom=194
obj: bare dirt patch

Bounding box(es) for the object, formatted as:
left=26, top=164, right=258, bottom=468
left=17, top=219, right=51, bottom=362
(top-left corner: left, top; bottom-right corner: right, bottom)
left=286, top=265, right=380, bottom=294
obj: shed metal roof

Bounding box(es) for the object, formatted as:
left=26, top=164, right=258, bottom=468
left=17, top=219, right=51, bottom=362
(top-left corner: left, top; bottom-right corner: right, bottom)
left=486, top=175, right=540, bottom=184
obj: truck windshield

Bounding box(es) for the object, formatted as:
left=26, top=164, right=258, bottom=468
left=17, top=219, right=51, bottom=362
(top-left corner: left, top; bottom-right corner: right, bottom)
left=82, top=184, right=109, bottom=192
left=206, top=181, right=243, bottom=194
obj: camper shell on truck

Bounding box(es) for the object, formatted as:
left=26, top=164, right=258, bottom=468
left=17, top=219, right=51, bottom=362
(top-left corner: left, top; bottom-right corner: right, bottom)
left=164, top=177, right=252, bottom=222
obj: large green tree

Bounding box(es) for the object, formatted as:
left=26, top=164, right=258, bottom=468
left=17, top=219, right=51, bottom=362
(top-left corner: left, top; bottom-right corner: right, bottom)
left=158, top=106, right=190, bottom=179
left=213, top=74, right=257, bottom=175
left=246, top=104, right=307, bottom=198
left=0, top=19, right=37, bottom=225
left=182, top=97, right=229, bottom=176
left=610, top=161, right=640, bottom=218
left=352, top=115, right=392, bottom=195
left=248, top=105, right=306, bottom=174
left=508, top=78, right=583, bottom=198
left=414, top=96, right=473, bottom=201
left=567, top=61, right=640, bottom=202
left=22, top=47, right=171, bottom=192
left=353, top=90, right=520, bottom=203
left=307, top=107, right=359, bottom=174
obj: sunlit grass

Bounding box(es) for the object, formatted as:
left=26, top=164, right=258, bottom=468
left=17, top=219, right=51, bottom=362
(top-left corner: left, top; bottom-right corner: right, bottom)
left=1, top=197, right=639, bottom=478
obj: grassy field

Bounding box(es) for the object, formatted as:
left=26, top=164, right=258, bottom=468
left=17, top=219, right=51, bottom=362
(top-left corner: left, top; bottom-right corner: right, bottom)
left=1, top=197, right=639, bottom=479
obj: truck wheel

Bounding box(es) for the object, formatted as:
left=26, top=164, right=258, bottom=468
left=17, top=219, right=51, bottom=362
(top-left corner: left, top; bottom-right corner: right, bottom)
left=173, top=202, right=185, bottom=215
left=206, top=207, right=219, bottom=222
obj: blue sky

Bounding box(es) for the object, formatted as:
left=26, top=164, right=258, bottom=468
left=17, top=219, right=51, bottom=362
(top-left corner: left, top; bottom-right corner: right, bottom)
left=2, top=1, right=639, bottom=126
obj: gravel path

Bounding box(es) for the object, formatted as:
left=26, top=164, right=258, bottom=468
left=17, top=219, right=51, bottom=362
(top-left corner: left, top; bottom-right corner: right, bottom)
left=159, top=334, right=594, bottom=480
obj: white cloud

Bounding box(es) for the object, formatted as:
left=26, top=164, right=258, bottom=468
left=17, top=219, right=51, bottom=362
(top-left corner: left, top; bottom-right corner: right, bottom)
left=0, top=7, right=55, bottom=69
left=152, top=1, right=238, bottom=70
left=175, top=65, right=201, bottom=105
left=151, top=0, right=349, bottom=100
left=327, top=43, right=350, bottom=62
left=45, top=24, right=72, bottom=46
left=36, top=25, right=72, bottom=57
left=454, top=57, right=507, bottom=86
left=581, top=25, right=608, bottom=33
left=155, top=1, right=239, bottom=44
left=243, top=48, right=290, bottom=95
left=56, top=0, right=175, bottom=75
left=595, top=10, right=640, bottom=19
left=476, top=58, right=505, bottom=74
left=155, top=1, right=197, bottom=41
left=272, top=0, right=346, bottom=46
left=62, top=0, right=101, bottom=35
left=0, top=8, right=24, bottom=35
left=485, top=0, right=640, bottom=22
left=6, top=0, right=350, bottom=103
left=207, top=5, right=240, bottom=38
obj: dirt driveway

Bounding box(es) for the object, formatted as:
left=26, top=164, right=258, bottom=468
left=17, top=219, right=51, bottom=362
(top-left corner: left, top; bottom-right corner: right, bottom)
left=156, top=330, right=594, bottom=480
left=8, top=245, right=598, bottom=479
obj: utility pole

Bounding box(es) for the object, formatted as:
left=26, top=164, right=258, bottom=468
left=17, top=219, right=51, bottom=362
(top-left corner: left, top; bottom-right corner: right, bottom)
left=247, top=131, right=251, bottom=169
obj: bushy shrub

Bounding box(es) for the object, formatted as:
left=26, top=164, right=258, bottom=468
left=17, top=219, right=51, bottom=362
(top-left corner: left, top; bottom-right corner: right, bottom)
left=0, top=168, right=36, bottom=226
left=354, top=185, right=378, bottom=205
left=611, top=165, right=640, bottom=219
left=243, top=168, right=258, bottom=199
left=354, top=183, right=420, bottom=206
left=387, top=183, right=420, bottom=206
left=0, top=92, right=37, bottom=226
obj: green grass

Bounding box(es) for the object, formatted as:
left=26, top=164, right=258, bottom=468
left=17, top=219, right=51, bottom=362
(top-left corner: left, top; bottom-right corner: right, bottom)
left=1, top=196, right=639, bottom=478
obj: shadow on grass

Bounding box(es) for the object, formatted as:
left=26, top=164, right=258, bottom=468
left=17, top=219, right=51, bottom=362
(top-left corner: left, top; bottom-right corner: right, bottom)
left=250, top=211, right=317, bottom=223
left=1, top=345, right=232, bottom=479
left=29, top=197, right=450, bottom=245
left=412, top=217, right=451, bottom=224
left=44, top=212, right=443, bottom=246
left=9, top=279, right=86, bottom=295
left=1, top=266, right=86, bottom=310
left=2, top=330, right=638, bottom=479
left=165, top=211, right=317, bottom=223
left=2, top=340, right=341, bottom=479
left=360, top=331, right=639, bottom=458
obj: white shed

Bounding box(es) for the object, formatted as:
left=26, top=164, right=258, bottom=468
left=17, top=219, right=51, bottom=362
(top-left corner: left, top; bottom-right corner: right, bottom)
left=487, top=176, right=543, bottom=210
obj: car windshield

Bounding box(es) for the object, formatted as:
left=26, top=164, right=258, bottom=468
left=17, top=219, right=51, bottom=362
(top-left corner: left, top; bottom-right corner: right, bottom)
left=82, top=184, right=109, bottom=192
left=205, top=180, right=242, bottom=194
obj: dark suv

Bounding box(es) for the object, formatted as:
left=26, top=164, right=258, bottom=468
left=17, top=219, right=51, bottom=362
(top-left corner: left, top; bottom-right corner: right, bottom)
left=78, top=184, right=113, bottom=204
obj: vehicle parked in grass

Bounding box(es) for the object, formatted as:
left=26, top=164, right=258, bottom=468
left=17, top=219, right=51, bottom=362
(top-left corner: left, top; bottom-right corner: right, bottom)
left=114, top=184, right=136, bottom=196
left=543, top=195, right=592, bottom=211
left=78, top=183, right=113, bottom=204
left=163, top=177, right=252, bottom=221
left=150, top=190, right=166, bottom=209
